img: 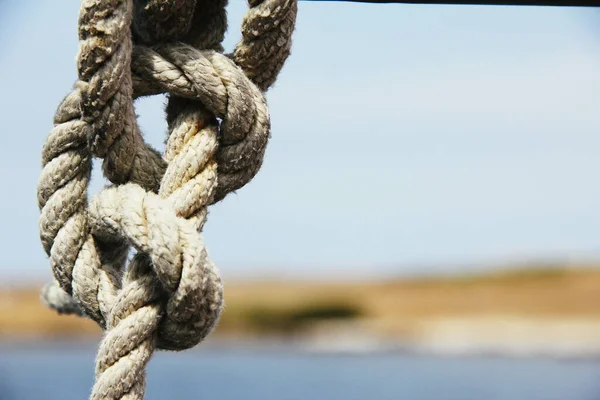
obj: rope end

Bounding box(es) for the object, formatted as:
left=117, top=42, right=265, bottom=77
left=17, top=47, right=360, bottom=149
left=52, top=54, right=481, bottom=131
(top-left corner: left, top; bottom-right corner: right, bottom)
left=40, top=281, right=87, bottom=318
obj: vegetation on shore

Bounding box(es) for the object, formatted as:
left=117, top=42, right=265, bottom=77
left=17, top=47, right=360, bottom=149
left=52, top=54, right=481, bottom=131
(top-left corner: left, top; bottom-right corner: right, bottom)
left=2, top=262, right=600, bottom=339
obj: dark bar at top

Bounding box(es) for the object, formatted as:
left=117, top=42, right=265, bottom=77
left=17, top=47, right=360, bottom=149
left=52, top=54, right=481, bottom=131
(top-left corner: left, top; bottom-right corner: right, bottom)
left=303, top=0, right=597, bottom=7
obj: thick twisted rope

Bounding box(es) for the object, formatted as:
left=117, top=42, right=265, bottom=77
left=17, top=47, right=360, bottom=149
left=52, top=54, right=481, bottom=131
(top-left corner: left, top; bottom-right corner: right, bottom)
left=37, top=0, right=297, bottom=398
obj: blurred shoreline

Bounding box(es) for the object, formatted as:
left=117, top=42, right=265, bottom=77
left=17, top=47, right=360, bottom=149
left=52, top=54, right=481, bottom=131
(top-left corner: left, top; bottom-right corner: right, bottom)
left=3, top=262, right=600, bottom=359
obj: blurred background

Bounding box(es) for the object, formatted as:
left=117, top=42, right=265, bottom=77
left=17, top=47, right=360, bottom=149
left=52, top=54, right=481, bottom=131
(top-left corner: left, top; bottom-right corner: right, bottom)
left=1, top=0, right=600, bottom=399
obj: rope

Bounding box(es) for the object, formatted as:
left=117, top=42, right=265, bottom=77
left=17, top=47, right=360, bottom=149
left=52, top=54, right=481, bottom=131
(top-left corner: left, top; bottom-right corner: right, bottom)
left=37, top=0, right=297, bottom=398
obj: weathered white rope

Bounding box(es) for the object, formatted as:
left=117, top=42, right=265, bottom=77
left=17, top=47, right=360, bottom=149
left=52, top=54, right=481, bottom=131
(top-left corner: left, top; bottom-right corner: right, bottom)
left=37, top=0, right=297, bottom=398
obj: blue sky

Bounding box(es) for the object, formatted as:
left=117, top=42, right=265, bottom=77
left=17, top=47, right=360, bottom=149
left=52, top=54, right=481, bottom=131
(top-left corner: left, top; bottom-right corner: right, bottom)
left=0, top=1, right=599, bottom=283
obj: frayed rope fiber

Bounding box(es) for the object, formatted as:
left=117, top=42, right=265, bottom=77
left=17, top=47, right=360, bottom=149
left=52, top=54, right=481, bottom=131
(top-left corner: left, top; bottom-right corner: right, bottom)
left=37, top=0, right=297, bottom=398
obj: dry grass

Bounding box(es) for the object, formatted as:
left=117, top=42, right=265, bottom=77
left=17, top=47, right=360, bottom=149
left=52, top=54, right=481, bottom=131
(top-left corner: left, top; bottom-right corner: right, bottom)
left=3, top=263, right=600, bottom=338
left=0, top=287, right=100, bottom=338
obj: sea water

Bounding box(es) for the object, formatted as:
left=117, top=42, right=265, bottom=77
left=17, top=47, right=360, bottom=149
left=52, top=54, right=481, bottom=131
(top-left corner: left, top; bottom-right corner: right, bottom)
left=1, top=340, right=600, bottom=400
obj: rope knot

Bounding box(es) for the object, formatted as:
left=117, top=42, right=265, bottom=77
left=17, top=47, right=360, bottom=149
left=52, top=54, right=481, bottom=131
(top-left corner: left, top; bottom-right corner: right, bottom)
left=37, top=0, right=297, bottom=398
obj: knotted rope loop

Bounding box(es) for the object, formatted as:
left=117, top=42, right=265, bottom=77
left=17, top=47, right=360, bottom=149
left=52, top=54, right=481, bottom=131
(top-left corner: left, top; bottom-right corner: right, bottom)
left=88, top=181, right=223, bottom=351
left=38, top=0, right=297, bottom=398
left=132, top=44, right=270, bottom=201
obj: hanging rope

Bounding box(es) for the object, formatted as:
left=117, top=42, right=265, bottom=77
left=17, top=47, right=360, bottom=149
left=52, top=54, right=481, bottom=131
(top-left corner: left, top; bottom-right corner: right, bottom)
left=37, top=0, right=297, bottom=398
